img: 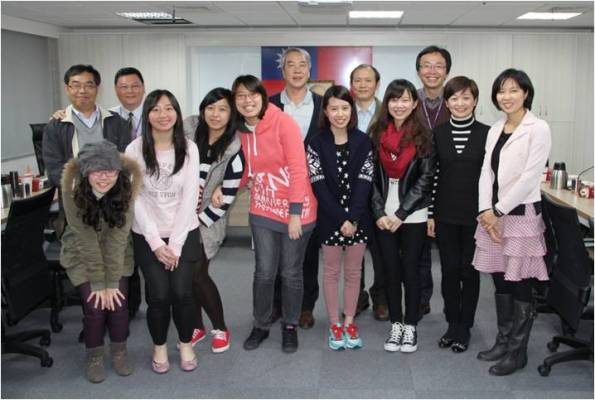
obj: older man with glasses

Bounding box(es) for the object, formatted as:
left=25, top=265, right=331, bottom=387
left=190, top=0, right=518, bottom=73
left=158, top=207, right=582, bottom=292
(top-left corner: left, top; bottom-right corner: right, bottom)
left=43, top=64, right=130, bottom=189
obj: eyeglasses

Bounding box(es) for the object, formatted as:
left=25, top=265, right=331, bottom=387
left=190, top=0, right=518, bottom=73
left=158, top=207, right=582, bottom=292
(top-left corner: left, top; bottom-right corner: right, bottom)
left=89, top=170, right=118, bottom=179
left=419, top=63, right=447, bottom=72
left=117, top=84, right=143, bottom=92
left=236, top=92, right=260, bottom=102
left=68, top=83, right=97, bottom=91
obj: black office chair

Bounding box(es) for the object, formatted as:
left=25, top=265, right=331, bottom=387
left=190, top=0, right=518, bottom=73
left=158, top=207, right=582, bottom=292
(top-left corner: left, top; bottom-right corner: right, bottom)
left=1, top=187, right=56, bottom=367
left=30, top=123, right=47, bottom=177
left=538, top=194, right=594, bottom=376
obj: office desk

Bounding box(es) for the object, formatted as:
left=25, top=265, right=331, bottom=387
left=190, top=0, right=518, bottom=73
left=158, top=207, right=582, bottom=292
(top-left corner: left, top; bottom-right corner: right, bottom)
left=541, top=182, right=594, bottom=225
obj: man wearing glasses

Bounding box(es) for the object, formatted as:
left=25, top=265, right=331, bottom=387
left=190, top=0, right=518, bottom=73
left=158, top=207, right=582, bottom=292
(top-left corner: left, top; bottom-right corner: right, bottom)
left=414, top=46, right=452, bottom=320
left=110, top=67, right=146, bottom=140
left=43, top=64, right=130, bottom=189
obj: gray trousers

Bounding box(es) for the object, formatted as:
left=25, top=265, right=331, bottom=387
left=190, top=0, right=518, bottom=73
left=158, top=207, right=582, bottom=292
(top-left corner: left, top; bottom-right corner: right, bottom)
left=250, top=224, right=312, bottom=329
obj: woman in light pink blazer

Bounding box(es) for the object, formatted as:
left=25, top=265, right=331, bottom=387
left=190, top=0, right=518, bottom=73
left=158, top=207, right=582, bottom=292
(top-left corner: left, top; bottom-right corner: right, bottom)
left=472, top=69, right=551, bottom=376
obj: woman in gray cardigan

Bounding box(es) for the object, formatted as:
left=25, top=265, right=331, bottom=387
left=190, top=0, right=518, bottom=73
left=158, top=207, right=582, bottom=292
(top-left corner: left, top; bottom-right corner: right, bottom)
left=183, top=88, right=245, bottom=353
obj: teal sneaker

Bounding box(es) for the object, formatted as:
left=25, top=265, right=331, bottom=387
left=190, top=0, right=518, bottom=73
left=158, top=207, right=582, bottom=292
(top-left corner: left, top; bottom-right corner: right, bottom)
left=328, top=323, right=345, bottom=351
left=344, top=323, right=363, bottom=349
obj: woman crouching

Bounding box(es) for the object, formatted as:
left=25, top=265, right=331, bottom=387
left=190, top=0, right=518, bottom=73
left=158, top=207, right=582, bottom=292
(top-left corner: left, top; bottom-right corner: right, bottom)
left=61, top=140, right=141, bottom=383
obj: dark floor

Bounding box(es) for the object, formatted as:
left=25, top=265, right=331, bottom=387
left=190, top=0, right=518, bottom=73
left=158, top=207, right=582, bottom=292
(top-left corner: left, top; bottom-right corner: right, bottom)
left=2, top=244, right=593, bottom=399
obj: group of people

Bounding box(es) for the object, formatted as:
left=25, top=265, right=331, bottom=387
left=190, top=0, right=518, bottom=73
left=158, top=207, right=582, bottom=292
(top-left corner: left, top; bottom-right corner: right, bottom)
left=42, top=44, right=551, bottom=384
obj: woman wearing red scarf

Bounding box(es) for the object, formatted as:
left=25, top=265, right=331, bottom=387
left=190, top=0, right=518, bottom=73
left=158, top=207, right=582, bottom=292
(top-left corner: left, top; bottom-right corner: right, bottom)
left=370, top=79, right=436, bottom=354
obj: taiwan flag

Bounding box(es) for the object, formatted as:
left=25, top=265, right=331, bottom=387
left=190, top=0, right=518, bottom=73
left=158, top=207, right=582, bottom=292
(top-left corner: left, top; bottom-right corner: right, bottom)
left=261, top=46, right=372, bottom=97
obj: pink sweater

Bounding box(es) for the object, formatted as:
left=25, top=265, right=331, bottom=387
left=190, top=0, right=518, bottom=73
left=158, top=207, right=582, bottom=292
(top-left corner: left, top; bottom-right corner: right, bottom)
left=125, top=137, right=200, bottom=256
left=239, top=103, right=317, bottom=232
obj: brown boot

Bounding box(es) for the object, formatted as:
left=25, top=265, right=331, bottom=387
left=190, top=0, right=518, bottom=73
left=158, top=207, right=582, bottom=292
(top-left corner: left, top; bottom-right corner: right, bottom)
left=85, top=346, right=106, bottom=383
left=299, top=310, right=315, bottom=329
left=110, top=341, right=134, bottom=376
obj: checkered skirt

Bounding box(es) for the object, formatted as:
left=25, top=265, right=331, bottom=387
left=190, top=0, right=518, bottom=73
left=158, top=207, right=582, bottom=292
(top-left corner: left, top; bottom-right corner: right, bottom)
left=472, top=203, right=549, bottom=281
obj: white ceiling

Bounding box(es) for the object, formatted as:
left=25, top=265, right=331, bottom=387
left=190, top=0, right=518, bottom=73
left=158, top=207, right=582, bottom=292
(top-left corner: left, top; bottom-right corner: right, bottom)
left=1, top=1, right=593, bottom=30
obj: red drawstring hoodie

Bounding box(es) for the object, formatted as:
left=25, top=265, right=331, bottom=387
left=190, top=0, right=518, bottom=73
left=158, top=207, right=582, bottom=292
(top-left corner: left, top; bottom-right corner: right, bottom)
left=239, top=103, right=317, bottom=232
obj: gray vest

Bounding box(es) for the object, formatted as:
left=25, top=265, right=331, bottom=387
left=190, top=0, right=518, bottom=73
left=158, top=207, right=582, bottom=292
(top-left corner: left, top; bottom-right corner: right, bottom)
left=72, top=112, right=104, bottom=149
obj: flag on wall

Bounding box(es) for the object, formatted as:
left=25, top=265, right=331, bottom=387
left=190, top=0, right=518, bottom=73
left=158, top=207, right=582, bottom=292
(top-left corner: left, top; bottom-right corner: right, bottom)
left=261, top=46, right=372, bottom=96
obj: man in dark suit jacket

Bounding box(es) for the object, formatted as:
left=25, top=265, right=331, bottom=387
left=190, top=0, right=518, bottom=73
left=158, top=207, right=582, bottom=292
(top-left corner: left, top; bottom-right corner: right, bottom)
left=269, top=47, right=322, bottom=329
left=350, top=64, right=388, bottom=321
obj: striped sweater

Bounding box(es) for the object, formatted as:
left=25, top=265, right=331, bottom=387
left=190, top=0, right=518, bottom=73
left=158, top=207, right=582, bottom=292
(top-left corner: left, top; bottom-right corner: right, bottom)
left=198, top=150, right=245, bottom=227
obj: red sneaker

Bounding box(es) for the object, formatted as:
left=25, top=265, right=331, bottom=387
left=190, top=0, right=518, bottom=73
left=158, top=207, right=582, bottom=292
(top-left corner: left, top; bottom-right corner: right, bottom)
left=191, top=328, right=207, bottom=347
left=211, top=329, right=230, bottom=353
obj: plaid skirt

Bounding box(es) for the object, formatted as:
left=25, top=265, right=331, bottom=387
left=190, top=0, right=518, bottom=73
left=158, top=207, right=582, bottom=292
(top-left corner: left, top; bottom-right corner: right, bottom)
left=472, top=203, right=548, bottom=281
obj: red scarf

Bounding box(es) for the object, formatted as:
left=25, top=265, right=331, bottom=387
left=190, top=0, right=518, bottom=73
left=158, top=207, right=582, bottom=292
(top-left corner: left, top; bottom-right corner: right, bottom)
left=379, top=123, right=417, bottom=179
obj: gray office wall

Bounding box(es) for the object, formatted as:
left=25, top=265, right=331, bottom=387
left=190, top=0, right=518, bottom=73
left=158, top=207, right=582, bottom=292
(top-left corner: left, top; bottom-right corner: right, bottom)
left=1, top=29, right=58, bottom=160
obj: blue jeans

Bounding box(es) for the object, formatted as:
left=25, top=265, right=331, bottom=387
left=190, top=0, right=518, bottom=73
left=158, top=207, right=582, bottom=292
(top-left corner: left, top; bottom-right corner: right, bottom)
left=250, top=224, right=312, bottom=329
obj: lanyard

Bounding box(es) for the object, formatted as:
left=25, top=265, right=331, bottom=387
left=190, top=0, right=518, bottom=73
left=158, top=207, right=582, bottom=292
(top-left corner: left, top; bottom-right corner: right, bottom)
left=421, top=98, right=443, bottom=130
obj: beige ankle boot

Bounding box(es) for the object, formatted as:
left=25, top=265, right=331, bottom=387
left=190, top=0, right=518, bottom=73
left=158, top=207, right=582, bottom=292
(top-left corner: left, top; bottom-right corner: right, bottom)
left=110, top=341, right=134, bottom=376
left=85, top=346, right=106, bottom=383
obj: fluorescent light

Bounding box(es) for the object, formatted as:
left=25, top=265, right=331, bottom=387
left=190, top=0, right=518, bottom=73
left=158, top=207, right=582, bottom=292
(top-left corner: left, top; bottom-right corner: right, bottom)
left=298, top=0, right=352, bottom=4
left=517, top=12, right=582, bottom=20
left=116, top=12, right=173, bottom=20
left=349, top=10, right=403, bottom=19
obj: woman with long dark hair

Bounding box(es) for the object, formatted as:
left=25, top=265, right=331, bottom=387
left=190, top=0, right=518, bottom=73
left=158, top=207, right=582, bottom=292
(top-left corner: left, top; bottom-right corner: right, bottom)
left=61, top=140, right=141, bottom=383
left=231, top=75, right=317, bottom=353
left=473, top=69, right=550, bottom=376
left=125, top=89, right=200, bottom=373
left=427, top=76, right=489, bottom=353
left=182, top=87, right=244, bottom=353
left=369, top=79, right=436, bottom=354
left=307, top=85, right=374, bottom=350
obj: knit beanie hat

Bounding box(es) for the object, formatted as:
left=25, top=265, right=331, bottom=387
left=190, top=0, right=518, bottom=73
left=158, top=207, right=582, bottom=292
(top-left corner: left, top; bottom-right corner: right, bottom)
left=77, top=140, right=122, bottom=177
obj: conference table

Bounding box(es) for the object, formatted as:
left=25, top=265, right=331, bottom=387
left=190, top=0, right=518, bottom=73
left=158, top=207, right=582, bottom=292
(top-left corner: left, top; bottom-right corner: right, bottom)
left=540, top=182, right=594, bottom=225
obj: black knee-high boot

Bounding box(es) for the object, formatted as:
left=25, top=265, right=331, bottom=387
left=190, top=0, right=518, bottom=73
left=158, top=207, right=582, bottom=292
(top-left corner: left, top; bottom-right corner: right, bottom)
left=488, top=300, right=536, bottom=376
left=477, top=293, right=514, bottom=361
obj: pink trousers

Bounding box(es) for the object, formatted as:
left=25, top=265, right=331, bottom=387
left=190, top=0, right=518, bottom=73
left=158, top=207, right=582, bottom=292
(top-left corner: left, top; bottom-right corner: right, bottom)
left=322, top=243, right=366, bottom=325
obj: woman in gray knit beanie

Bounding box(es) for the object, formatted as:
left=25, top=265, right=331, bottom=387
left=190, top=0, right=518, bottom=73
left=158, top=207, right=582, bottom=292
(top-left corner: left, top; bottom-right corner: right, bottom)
left=60, top=140, right=142, bottom=383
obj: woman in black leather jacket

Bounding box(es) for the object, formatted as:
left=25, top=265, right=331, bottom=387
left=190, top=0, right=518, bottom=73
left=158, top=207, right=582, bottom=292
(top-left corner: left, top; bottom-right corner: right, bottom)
left=369, top=79, right=436, bottom=354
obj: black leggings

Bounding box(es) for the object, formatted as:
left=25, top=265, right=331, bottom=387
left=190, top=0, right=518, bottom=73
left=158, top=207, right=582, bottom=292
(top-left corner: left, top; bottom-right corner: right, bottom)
left=491, top=273, right=534, bottom=303
left=436, top=222, right=480, bottom=327
left=377, top=222, right=427, bottom=325
left=192, top=244, right=226, bottom=331
left=133, top=229, right=200, bottom=345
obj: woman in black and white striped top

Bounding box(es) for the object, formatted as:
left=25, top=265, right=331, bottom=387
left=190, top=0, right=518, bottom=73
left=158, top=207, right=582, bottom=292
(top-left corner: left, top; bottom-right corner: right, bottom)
left=183, top=87, right=245, bottom=353
left=427, top=76, right=489, bottom=353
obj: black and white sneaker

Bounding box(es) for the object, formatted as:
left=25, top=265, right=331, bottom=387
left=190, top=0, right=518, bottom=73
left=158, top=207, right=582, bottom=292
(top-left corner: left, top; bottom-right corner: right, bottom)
left=400, top=324, right=418, bottom=353
left=384, top=322, right=403, bottom=352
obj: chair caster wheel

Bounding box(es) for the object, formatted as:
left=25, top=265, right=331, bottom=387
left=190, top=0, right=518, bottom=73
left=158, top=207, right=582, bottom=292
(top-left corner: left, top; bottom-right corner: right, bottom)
left=41, top=357, right=54, bottom=368
left=538, top=364, right=551, bottom=376
left=547, top=341, right=558, bottom=352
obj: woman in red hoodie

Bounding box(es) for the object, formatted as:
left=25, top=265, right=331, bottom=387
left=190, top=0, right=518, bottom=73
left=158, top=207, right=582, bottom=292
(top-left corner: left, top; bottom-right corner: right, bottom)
left=231, top=75, right=317, bottom=354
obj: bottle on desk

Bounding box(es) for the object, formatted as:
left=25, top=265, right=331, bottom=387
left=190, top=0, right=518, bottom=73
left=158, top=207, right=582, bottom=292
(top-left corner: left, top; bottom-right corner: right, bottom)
left=550, top=162, right=568, bottom=190
left=1, top=175, right=12, bottom=209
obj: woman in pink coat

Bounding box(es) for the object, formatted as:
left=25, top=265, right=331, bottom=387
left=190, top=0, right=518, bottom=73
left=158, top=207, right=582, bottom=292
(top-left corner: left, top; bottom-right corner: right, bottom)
left=473, top=69, right=551, bottom=376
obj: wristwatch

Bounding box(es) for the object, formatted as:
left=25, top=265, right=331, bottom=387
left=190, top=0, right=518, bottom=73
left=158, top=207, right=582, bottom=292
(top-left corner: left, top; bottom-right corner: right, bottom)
left=492, top=206, right=504, bottom=218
